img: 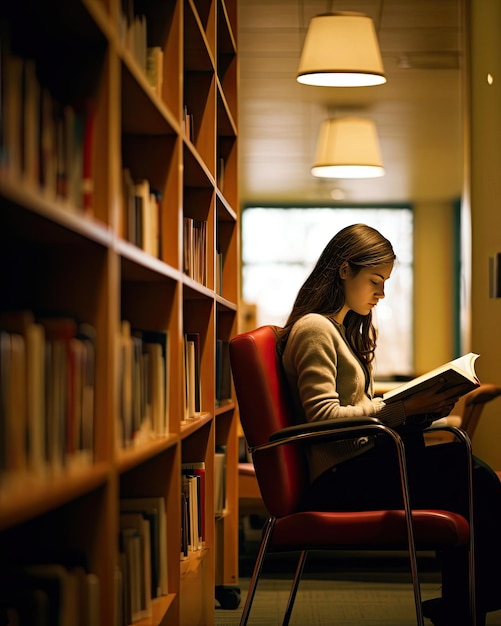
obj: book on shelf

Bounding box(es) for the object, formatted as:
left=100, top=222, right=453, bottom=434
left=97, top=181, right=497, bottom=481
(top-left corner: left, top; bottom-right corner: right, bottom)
left=0, top=311, right=95, bottom=482
left=215, top=249, right=223, bottom=295
left=183, top=105, right=193, bottom=141
left=39, top=316, right=96, bottom=470
left=383, top=352, right=481, bottom=403
left=3, top=52, right=23, bottom=178
left=39, top=86, right=57, bottom=200
left=119, top=323, right=169, bottom=447
left=0, top=310, right=44, bottom=478
left=181, top=472, right=200, bottom=552
left=214, top=446, right=227, bottom=517
left=119, top=320, right=133, bottom=447
left=181, top=490, right=189, bottom=558
left=134, top=179, right=159, bottom=258
left=183, top=335, right=197, bottom=420
left=80, top=99, right=96, bottom=215
left=120, top=497, right=168, bottom=597
left=119, top=526, right=143, bottom=623
left=75, top=323, right=96, bottom=465
left=9, top=563, right=99, bottom=626
left=120, top=173, right=160, bottom=257
left=146, top=46, right=164, bottom=97
left=2, top=331, right=27, bottom=477
left=1, top=40, right=95, bottom=213
left=185, top=332, right=202, bottom=414
left=183, top=218, right=207, bottom=284
left=119, top=512, right=152, bottom=619
left=117, top=551, right=131, bottom=626
left=22, top=58, right=40, bottom=188
left=182, top=461, right=206, bottom=544
left=146, top=341, right=164, bottom=436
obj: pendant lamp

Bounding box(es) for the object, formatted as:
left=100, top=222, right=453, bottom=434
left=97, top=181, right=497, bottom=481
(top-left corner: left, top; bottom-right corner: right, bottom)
left=297, top=12, right=386, bottom=87
left=311, top=117, right=385, bottom=179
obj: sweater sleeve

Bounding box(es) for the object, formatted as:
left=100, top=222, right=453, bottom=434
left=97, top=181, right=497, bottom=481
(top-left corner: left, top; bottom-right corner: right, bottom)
left=283, top=314, right=406, bottom=428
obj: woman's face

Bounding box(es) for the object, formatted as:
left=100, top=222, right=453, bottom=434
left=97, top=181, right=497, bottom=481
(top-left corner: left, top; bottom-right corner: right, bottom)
left=341, top=262, right=393, bottom=317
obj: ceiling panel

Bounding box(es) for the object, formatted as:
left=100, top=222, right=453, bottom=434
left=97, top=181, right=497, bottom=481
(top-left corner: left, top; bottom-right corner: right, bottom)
left=238, top=0, right=464, bottom=205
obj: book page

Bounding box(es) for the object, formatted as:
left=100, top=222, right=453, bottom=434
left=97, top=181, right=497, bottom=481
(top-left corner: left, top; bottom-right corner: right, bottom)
left=383, top=353, right=480, bottom=403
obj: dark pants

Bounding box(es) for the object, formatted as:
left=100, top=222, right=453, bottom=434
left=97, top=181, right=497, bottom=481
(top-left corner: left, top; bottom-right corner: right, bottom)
left=303, top=434, right=501, bottom=616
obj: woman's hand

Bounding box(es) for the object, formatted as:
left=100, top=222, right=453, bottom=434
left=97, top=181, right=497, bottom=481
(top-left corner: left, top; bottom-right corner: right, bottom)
left=402, top=378, right=464, bottom=418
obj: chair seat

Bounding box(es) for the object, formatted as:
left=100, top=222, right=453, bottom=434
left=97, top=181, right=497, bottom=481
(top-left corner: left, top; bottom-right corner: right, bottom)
left=270, top=509, right=470, bottom=551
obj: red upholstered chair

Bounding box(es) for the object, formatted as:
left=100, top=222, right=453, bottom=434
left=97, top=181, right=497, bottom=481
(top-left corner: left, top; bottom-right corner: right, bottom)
left=229, top=325, right=476, bottom=626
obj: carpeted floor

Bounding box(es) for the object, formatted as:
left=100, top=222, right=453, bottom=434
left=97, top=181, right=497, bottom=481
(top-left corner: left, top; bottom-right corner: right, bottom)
left=216, top=577, right=442, bottom=625
left=215, top=545, right=501, bottom=625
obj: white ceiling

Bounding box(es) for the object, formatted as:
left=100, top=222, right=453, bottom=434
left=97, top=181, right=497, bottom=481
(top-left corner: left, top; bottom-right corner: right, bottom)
left=237, top=0, right=464, bottom=206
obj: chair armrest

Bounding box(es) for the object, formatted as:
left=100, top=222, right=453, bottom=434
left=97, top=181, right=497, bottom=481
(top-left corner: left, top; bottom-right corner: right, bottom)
left=424, top=423, right=472, bottom=447
left=249, top=417, right=390, bottom=455
left=269, top=416, right=382, bottom=441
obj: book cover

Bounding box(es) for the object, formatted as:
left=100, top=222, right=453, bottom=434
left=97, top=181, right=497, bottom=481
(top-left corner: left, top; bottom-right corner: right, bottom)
left=182, top=461, right=205, bottom=543
left=76, top=323, right=96, bottom=464
left=0, top=311, right=46, bottom=475
left=185, top=332, right=201, bottom=414
left=120, top=512, right=152, bottom=617
left=120, top=527, right=142, bottom=622
left=141, top=329, right=169, bottom=435
left=120, top=497, right=168, bottom=596
left=184, top=336, right=196, bottom=419
left=119, top=320, right=133, bottom=447
left=40, top=317, right=78, bottom=469
left=214, top=446, right=227, bottom=517
left=81, top=101, right=95, bottom=215
left=383, top=352, right=480, bottom=403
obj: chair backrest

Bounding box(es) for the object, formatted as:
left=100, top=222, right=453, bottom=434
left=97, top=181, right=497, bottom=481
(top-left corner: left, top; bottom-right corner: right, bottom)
left=460, top=383, right=501, bottom=438
left=229, top=325, right=308, bottom=517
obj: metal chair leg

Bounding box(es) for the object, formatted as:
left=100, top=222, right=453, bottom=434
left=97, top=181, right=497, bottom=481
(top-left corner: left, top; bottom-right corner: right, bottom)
left=282, top=550, right=308, bottom=626
left=239, top=516, right=276, bottom=626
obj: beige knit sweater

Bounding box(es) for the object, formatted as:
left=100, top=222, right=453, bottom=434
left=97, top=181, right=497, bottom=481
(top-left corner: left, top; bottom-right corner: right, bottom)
left=281, top=313, right=407, bottom=482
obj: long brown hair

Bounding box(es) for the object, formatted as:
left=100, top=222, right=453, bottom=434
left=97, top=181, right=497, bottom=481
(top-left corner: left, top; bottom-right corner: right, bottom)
left=278, top=223, right=396, bottom=369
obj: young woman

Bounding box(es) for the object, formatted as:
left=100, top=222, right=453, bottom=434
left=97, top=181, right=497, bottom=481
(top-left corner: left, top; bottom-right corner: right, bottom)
left=278, top=223, right=501, bottom=626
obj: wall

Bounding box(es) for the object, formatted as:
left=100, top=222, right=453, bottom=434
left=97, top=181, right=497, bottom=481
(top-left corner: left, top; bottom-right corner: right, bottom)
left=413, top=201, right=457, bottom=375
left=466, top=0, right=501, bottom=468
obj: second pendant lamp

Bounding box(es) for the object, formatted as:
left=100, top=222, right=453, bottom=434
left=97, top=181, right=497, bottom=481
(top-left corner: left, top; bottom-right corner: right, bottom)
left=311, top=117, right=385, bottom=179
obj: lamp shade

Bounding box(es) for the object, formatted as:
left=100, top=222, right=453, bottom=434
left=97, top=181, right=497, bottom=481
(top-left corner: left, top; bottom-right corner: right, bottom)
left=297, top=12, right=386, bottom=87
left=311, top=117, right=385, bottom=179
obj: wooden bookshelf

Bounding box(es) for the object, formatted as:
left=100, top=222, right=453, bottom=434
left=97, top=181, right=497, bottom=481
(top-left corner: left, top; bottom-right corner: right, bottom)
left=0, top=0, right=239, bottom=624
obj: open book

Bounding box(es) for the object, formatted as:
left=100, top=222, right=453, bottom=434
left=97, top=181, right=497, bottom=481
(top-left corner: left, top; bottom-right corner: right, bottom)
left=383, top=353, right=480, bottom=403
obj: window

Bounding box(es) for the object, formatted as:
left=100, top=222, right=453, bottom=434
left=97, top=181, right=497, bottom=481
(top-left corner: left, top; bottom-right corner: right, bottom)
left=241, top=207, right=413, bottom=378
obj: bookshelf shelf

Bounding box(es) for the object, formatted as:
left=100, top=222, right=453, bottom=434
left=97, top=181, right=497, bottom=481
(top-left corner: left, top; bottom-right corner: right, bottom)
left=0, top=0, right=239, bottom=623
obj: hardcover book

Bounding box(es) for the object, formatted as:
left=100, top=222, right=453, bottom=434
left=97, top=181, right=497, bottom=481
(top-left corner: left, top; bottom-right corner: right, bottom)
left=383, top=352, right=480, bottom=403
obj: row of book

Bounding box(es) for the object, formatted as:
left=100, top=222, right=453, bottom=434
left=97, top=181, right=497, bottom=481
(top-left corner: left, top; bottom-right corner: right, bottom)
left=121, top=170, right=162, bottom=258
left=181, top=451, right=227, bottom=558
left=0, top=564, right=99, bottom=626
left=117, top=326, right=233, bottom=443
left=0, top=38, right=95, bottom=214
left=183, top=105, right=194, bottom=142
left=184, top=333, right=202, bottom=420
left=183, top=217, right=208, bottom=285
left=181, top=463, right=205, bottom=556
left=119, top=497, right=168, bottom=625
left=0, top=311, right=96, bottom=488
left=118, top=322, right=169, bottom=448
left=120, top=3, right=164, bottom=98
left=0, top=498, right=168, bottom=626
left=184, top=335, right=233, bottom=415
